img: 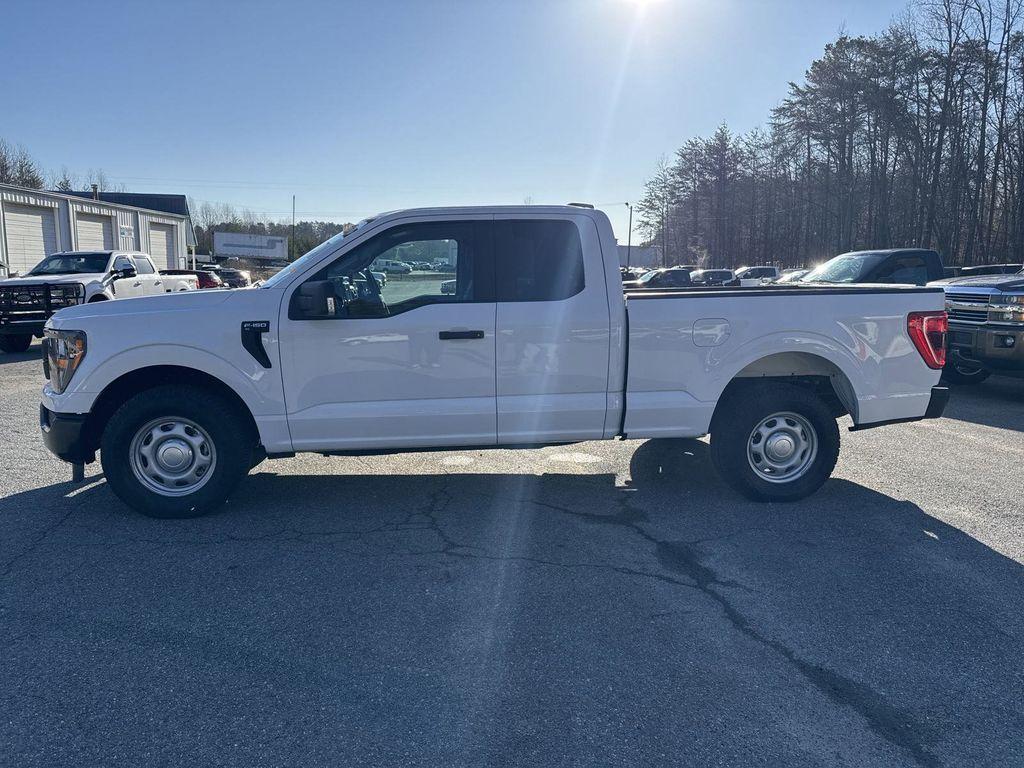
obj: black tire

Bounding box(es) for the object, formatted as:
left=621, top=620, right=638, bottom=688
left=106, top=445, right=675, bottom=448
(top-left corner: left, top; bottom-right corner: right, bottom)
left=100, top=384, right=252, bottom=518
left=940, top=360, right=990, bottom=386
left=0, top=334, right=32, bottom=353
left=710, top=382, right=840, bottom=502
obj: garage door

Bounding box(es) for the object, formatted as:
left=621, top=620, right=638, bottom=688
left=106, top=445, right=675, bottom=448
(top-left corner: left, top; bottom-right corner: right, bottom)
left=76, top=213, right=113, bottom=250
left=148, top=223, right=176, bottom=269
left=3, top=203, right=59, bottom=274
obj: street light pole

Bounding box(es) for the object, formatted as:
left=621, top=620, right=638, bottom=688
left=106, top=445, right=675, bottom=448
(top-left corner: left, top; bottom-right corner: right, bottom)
left=625, top=202, right=633, bottom=268
left=291, top=195, right=296, bottom=262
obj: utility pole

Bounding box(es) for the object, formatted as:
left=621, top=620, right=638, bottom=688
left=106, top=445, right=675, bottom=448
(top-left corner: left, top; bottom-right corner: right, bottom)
left=625, top=202, right=633, bottom=268
left=661, top=203, right=667, bottom=267
left=291, top=195, right=296, bottom=261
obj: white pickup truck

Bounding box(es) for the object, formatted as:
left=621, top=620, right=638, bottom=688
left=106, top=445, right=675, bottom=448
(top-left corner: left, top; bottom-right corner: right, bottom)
left=38, top=206, right=949, bottom=518
left=0, top=250, right=195, bottom=353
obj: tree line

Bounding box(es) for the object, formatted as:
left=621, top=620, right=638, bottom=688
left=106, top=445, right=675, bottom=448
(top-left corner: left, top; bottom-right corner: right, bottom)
left=638, top=0, right=1024, bottom=270
left=0, top=138, right=123, bottom=193
left=188, top=199, right=350, bottom=258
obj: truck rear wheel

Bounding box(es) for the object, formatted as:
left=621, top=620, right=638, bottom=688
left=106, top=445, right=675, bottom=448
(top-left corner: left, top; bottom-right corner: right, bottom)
left=710, top=382, right=840, bottom=502
left=100, top=385, right=251, bottom=518
left=0, top=334, right=33, bottom=353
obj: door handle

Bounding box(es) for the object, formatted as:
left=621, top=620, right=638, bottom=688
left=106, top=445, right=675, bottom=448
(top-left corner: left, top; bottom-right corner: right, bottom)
left=133, top=282, right=141, bottom=287
left=439, top=330, right=485, bottom=340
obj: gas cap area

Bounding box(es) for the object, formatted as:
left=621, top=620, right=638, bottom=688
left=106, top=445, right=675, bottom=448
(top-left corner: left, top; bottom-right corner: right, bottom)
left=693, top=318, right=731, bottom=347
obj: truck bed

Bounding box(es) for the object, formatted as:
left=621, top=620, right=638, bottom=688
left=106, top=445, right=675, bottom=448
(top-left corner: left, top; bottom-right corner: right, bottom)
left=620, top=284, right=945, bottom=438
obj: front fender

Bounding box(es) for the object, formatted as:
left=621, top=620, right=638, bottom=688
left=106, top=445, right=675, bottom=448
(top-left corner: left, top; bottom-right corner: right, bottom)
left=48, top=343, right=278, bottom=413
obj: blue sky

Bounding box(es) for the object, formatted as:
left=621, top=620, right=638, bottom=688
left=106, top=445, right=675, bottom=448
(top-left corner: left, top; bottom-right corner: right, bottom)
left=2, top=0, right=908, bottom=241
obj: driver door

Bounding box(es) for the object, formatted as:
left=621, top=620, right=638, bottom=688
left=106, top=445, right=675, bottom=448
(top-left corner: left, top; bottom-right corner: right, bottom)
left=278, top=217, right=497, bottom=451
left=110, top=255, right=146, bottom=297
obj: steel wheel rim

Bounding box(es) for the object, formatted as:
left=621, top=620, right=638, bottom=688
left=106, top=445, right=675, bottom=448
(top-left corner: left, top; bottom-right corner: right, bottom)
left=129, top=416, right=217, bottom=497
left=747, top=411, right=817, bottom=484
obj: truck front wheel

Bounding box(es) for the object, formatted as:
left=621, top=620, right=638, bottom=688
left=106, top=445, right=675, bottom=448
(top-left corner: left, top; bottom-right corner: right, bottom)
left=100, top=385, right=252, bottom=518
left=0, top=334, right=33, bottom=353
left=710, top=382, right=840, bottom=502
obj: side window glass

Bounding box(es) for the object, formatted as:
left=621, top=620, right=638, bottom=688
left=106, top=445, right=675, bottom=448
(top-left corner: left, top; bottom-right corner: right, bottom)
left=135, top=257, right=154, bottom=275
left=495, top=220, right=584, bottom=302
left=308, top=221, right=490, bottom=318
left=880, top=257, right=926, bottom=284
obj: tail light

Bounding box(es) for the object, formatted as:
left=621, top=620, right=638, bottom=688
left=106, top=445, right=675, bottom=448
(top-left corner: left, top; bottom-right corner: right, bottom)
left=907, top=311, right=947, bottom=369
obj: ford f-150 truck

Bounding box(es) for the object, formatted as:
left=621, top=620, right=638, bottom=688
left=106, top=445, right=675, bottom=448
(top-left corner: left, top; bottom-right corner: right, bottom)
left=937, top=270, right=1024, bottom=384
left=38, top=206, right=949, bottom=518
left=0, top=251, right=195, bottom=353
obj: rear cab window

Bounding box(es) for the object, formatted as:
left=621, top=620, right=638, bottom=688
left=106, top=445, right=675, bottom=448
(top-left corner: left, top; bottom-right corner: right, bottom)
left=494, top=219, right=584, bottom=302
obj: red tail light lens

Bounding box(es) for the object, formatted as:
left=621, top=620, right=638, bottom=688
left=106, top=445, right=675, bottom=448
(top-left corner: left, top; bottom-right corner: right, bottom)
left=907, top=311, right=947, bottom=369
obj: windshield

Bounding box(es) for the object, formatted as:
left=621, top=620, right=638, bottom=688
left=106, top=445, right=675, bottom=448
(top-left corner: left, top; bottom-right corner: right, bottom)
left=29, top=253, right=110, bottom=276
left=260, top=218, right=376, bottom=289
left=638, top=270, right=660, bottom=283
left=801, top=252, right=885, bottom=283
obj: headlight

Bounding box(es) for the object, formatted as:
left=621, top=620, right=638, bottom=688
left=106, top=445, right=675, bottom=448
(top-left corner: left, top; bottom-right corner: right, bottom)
left=53, top=283, right=85, bottom=306
left=988, top=293, right=1024, bottom=323
left=43, top=329, right=87, bottom=394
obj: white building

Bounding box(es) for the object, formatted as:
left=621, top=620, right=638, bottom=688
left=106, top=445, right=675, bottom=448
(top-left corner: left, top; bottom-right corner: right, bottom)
left=617, top=244, right=659, bottom=269
left=0, top=184, right=194, bottom=276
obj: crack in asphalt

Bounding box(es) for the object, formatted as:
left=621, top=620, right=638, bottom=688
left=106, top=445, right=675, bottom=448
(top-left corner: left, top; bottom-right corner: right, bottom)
left=0, top=502, right=78, bottom=580
left=519, top=491, right=942, bottom=768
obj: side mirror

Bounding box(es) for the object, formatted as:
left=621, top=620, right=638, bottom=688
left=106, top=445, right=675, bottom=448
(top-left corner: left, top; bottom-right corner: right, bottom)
left=290, top=280, right=336, bottom=320
left=111, top=258, right=137, bottom=279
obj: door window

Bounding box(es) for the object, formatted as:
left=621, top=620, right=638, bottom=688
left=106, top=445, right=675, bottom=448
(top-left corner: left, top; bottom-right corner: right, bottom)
left=875, top=256, right=927, bottom=284
left=134, top=257, right=155, bottom=275
left=307, top=221, right=493, bottom=318
left=494, top=220, right=584, bottom=302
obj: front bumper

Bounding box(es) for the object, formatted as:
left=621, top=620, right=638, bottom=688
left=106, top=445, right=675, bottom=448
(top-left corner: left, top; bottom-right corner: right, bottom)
left=40, top=404, right=94, bottom=464
left=948, top=322, right=1024, bottom=371
left=849, top=385, right=948, bottom=431
left=0, top=317, right=45, bottom=337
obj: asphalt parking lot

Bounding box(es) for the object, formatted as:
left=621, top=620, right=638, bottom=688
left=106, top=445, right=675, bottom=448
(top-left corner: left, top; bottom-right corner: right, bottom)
left=2, top=345, right=1023, bottom=768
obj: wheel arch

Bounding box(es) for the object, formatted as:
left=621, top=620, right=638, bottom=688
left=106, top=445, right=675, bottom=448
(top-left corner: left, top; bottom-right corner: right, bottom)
left=83, top=365, right=261, bottom=454
left=711, top=351, right=859, bottom=429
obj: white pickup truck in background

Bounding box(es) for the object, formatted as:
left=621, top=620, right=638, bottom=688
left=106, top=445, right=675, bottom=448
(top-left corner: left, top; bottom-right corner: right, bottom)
left=0, top=250, right=196, bottom=353
left=38, top=206, right=949, bottom=518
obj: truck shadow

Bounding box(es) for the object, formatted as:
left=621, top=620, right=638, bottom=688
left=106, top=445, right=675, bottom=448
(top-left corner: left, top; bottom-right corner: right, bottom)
left=0, top=343, right=41, bottom=366
left=2, top=439, right=1023, bottom=765
left=943, top=373, right=1024, bottom=432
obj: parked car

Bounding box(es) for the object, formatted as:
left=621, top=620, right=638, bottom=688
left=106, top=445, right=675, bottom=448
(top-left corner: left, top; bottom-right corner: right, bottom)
left=622, top=267, right=693, bottom=290
left=215, top=268, right=252, bottom=288
left=958, top=263, right=1023, bottom=277
left=620, top=266, right=647, bottom=281
left=734, top=266, right=781, bottom=286
left=689, top=269, right=737, bottom=286
left=161, top=268, right=225, bottom=290
left=774, top=269, right=809, bottom=284
left=440, top=279, right=456, bottom=294
left=411, top=262, right=434, bottom=271
left=800, top=248, right=945, bottom=286
left=0, top=251, right=194, bottom=353
left=39, top=205, right=948, bottom=518
left=377, top=259, right=412, bottom=274
left=936, top=268, right=1024, bottom=384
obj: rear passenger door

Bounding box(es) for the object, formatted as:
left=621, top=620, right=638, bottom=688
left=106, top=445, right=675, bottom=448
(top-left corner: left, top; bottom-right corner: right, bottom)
left=133, top=256, right=163, bottom=294
left=494, top=215, right=611, bottom=443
